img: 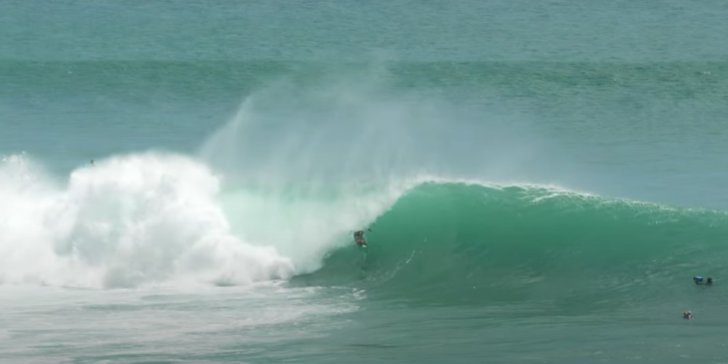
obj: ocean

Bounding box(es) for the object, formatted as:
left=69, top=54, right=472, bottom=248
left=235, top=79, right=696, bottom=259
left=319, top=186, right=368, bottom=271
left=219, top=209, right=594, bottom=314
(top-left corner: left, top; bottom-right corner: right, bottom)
left=2, top=1, right=728, bottom=363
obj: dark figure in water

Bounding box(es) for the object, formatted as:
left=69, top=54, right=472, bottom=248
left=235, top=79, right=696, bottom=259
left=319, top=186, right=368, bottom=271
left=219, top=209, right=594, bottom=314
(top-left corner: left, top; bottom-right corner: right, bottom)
left=693, top=276, right=714, bottom=285
left=353, top=230, right=367, bottom=247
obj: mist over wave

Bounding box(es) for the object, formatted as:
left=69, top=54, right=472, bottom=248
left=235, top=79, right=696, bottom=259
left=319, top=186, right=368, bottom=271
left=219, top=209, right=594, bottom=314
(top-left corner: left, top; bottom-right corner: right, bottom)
left=195, top=68, right=552, bottom=273
left=198, top=67, right=546, bottom=187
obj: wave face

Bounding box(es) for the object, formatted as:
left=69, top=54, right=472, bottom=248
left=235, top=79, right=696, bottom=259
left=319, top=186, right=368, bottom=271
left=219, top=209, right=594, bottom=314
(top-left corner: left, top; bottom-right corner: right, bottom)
left=296, top=182, right=728, bottom=308
left=4, top=62, right=728, bottom=297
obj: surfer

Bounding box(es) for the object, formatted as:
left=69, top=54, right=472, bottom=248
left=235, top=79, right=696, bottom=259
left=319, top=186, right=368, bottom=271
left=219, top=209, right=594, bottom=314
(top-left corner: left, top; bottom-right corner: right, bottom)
left=353, top=230, right=367, bottom=247
left=683, top=310, right=693, bottom=320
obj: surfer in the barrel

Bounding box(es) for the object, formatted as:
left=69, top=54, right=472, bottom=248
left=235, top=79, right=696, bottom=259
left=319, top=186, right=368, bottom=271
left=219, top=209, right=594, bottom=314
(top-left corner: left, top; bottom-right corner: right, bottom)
left=354, top=230, right=368, bottom=247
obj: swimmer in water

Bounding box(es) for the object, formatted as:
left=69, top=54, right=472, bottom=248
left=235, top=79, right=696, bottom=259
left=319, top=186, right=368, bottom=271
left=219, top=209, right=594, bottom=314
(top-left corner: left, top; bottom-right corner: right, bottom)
left=694, top=276, right=714, bottom=286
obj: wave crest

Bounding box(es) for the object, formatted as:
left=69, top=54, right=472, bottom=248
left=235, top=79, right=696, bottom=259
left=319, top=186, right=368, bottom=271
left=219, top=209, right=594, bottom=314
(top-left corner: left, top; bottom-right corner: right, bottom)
left=296, top=182, right=728, bottom=305
left=0, top=153, right=293, bottom=288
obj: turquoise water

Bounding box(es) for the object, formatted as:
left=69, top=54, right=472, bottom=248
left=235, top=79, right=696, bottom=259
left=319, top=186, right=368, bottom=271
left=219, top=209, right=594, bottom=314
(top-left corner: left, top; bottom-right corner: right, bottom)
left=2, top=1, right=728, bottom=363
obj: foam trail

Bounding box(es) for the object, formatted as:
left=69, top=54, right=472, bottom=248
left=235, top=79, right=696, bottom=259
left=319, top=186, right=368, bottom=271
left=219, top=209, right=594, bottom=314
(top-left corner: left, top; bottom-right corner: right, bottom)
left=0, top=153, right=293, bottom=288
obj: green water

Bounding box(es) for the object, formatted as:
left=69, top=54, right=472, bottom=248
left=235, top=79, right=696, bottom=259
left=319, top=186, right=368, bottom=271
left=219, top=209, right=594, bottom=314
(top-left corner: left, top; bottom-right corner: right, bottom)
left=2, top=1, right=728, bottom=363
